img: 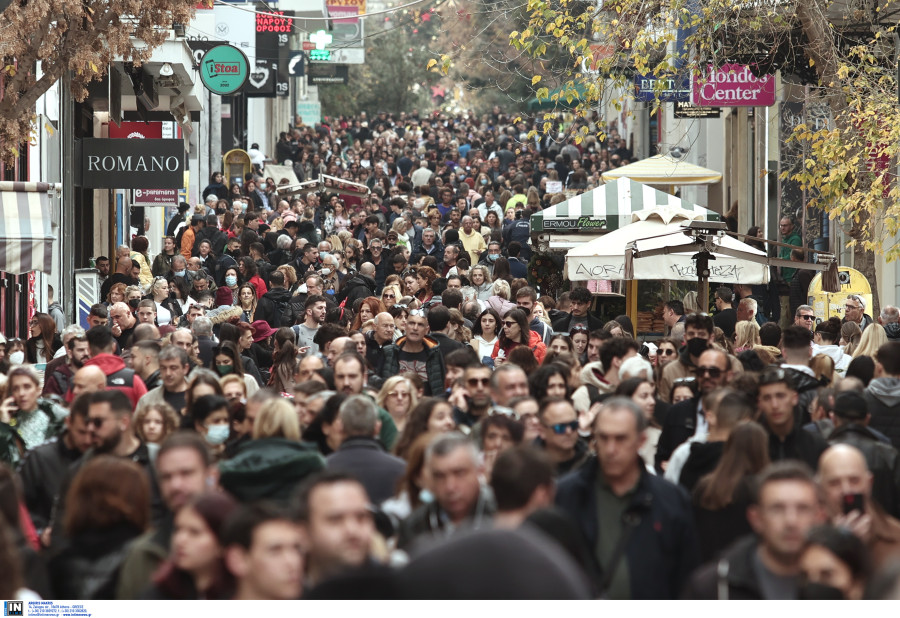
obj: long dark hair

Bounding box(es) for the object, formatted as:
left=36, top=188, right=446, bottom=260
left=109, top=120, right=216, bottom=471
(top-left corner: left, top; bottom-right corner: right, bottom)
left=392, top=398, right=453, bottom=460
left=28, top=312, right=58, bottom=362
left=696, top=422, right=770, bottom=510
left=498, top=308, right=530, bottom=346
left=269, top=328, right=298, bottom=392
left=472, top=308, right=501, bottom=339
left=492, top=257, right=511, bottom=282
left=213, top=341, right=245, bottom=377
left=152, top=492, right=238, bottom=599
left=529, top=363, right=569, bottom=401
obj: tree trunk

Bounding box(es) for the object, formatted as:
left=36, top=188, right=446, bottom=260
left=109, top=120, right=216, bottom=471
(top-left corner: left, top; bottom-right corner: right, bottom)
left=796, top=0, right=879, bottom=308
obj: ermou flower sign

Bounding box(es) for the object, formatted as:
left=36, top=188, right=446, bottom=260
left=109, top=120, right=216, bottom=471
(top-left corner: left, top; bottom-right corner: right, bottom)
left=691, top=64, right=775, bottom=107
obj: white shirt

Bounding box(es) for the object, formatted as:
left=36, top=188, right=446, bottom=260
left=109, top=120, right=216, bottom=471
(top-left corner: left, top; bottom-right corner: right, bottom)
left=155, top=303, right=172, bottom=326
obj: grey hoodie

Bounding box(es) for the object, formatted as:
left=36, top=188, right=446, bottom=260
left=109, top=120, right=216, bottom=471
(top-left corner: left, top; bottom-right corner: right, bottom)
left=868, top=377, right=900, bottom=406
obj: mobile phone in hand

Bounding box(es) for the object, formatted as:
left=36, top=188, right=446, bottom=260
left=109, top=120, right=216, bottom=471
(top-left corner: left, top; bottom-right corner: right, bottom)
left=842, top=492, right=865, bottom=515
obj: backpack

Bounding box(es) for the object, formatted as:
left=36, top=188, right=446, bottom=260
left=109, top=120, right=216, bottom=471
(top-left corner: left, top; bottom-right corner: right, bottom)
left=173, top=221, right=188, bottom=251
left=268, top=294, right=290, bottom=328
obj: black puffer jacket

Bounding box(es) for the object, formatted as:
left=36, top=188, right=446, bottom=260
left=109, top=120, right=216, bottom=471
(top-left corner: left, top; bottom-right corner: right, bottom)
left=829, top=422, right=900, bottom=518
left=336, top=273, right=376, bottom=307
left=255, top=287, right=293, bottom=328
left=18, top=434, right=82, bottom=531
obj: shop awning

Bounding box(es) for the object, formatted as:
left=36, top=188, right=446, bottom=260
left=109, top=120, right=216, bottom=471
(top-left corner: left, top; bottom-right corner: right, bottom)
left=565, top=205, right=768, bottom=284
left=601, top=154, right=722, bottom=185
left=0, top=182, right=58, bottom=275
left=531, top=177, right=717, bottom=233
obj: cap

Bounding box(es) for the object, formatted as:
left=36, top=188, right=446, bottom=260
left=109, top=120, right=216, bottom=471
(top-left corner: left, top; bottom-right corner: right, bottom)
left=190, top=214, right=205, bottom=224
left=250, top=320, right=277, bottom=342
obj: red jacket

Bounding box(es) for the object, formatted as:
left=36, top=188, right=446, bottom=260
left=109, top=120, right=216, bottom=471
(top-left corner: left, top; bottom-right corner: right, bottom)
left=491, top=330, right=547, bottom=365
left=78, top=353, right=148, bottom=409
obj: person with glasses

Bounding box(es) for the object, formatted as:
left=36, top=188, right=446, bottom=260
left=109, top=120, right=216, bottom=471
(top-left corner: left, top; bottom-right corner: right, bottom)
left=843, top=294, right=874, bottom=332
left=656, top=348, right=734, bottom=474
left=557, top=397, right=700, bottom=599
left=492, top=308, right=547, bottom=366
left=793, top=304, right=816, bottom=332
left=534, top=397, right=588, bottom=476
left=758, top=367, right=828, bottom=468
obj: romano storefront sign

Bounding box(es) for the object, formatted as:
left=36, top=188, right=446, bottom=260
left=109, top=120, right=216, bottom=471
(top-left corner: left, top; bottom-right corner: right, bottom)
left=76, top=139, right=184, bottom=189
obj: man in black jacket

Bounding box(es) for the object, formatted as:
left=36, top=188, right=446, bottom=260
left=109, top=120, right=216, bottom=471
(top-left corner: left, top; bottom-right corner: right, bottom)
left=256, top=270, right=293, bottom=329
left=324, top=396, right=406, bottom=504
left=18, top=394, right=93, bottom=541
left=426, top=306, right=466, bottom=360
left=550, top=286, right=603, bottom=333
left=336, top=263, right=377, bottom=308
left=656, top=348, right=733, bottom=473
left=828, top=390, right=900, bottom=518
left=758, top=367, right=828, bottom=468
left=684, top=461, right=826, bottom=599
left=712, top=286, right=737, bottom=339
left=556, top=397, right=700, bottom=599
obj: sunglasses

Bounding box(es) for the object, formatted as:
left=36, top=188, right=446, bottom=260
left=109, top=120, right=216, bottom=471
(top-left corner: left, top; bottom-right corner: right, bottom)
left=410, top=309, right=426, bottom=317
left=660, top=349, right=677, bottom=356
left=844, top=304, right=861, bottom=311
left=467, top=377, right=490, bottom=387
left=383, top=294, right=396, bottom=299
left=674, top=377, right=697, bottom=386
left=503, top=320, right=518, bottom=327
left=696, top=366, right=723, bottom=378
left=86, top=417, right=109, bottom=428
left=798, top=314, right=815, bottom=321
left=546, top=420, right=578, bottom=435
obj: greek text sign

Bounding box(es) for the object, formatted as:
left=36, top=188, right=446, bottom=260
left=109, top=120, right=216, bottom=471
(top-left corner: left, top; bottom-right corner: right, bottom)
left=691, top=64, right=775, bottom=107
left=77, top=139, right=184, bottom=189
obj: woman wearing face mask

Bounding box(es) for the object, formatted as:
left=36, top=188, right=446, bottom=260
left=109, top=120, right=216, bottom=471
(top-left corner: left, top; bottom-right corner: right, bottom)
left=0, top=367, right=68, bottom=465
left=25, top=313, right=62, bottom=364
left=217, top=323, right=265, bottom=387
left=191, top=395, right=231, bottom=457
left=149, top=492, right=238, bottom=600
left=215, top=267, right=241, bottom=307
left=125, top=286, right=143, bottom=309
left=6, top=339, right=25, bottom=366
left=213, top=341, right=259, bottom=399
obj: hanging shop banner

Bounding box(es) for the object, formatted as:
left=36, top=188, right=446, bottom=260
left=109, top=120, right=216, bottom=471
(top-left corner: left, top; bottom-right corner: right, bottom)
left=307, top=64, right=349, bottom=85
left=691, top=64, right=775, bottom=107
left=633, top=73, right=690, bottom=102
left=77, top=139, right=185, bottom=189
left=674, top=101, right=721, bottom=118
left=200, top=44, right=250, bottom=95
left=245, top=59, right=278, bottom=97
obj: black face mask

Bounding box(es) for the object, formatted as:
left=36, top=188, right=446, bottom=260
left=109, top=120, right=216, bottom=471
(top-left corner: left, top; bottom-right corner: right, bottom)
left=128, top=298, right=141, bottom=310
left=685, top=337, right=708, bottom=357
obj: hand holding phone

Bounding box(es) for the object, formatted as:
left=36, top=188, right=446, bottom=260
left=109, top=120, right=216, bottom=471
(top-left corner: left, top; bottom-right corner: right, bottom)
left=842, top=492, right=865, bottom=515
left=0, top=396, right=18, bottom=424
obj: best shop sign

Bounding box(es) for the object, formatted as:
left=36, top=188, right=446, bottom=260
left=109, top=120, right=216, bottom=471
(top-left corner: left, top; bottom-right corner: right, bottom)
left=691, top=64, right=774, bottom=107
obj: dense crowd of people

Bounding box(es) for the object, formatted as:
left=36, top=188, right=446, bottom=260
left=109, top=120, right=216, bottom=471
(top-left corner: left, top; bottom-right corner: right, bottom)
left=1, top=109, right=900, bottom=601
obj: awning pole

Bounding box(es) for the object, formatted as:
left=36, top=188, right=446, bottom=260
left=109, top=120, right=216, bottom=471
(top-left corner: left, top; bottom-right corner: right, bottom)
left=627, top=280, right=639, bottom=329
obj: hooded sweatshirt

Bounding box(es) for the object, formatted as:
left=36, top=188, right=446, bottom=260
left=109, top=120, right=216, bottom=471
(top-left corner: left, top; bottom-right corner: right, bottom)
left=866, top=378, right=900, bottom=449
left=79, top=353, right=148, bottom=408
left=571, top=361, right=614, bottom=413
left=812, top=343, right=851, bottom=375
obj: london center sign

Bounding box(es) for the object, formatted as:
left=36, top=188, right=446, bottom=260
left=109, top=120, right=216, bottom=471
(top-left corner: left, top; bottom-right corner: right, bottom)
left=691, top=64, right=775, bottom=107
left=76, top=139, right=185, bottom=189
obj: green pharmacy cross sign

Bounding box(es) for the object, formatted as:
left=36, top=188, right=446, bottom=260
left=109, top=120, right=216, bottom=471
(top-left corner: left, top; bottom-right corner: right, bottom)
left=200, top=44, right=250, bottom=95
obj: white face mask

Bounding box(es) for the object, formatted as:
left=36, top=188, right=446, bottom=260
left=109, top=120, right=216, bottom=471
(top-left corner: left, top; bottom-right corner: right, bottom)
left=9, top=351, right=24, bottom=365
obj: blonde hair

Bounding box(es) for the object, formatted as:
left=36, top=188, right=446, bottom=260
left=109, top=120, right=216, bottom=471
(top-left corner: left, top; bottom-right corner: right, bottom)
left=683, top=291, right=700, bottom=314
left=376, top=376, right=419, bottom=413
left=734, top=320, right=761, bottom=350
left=492, top=279, right=511, bottom=300
left=219, top=374, right=247, bottom=397
left=382, top=283, right=403, bottom=303
left=810, top=353, right=836, bottom=385
left=852, top=323, right=888, bottom=359
left=327, top=234, right=344, bottom=252
left=253, top=398, right=300, bottom=440
left=276, top=264, right=298, bottom=287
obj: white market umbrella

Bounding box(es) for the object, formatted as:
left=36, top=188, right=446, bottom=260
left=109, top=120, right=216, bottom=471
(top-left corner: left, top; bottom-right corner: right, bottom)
left=565, top=204, right=769, bottom=284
